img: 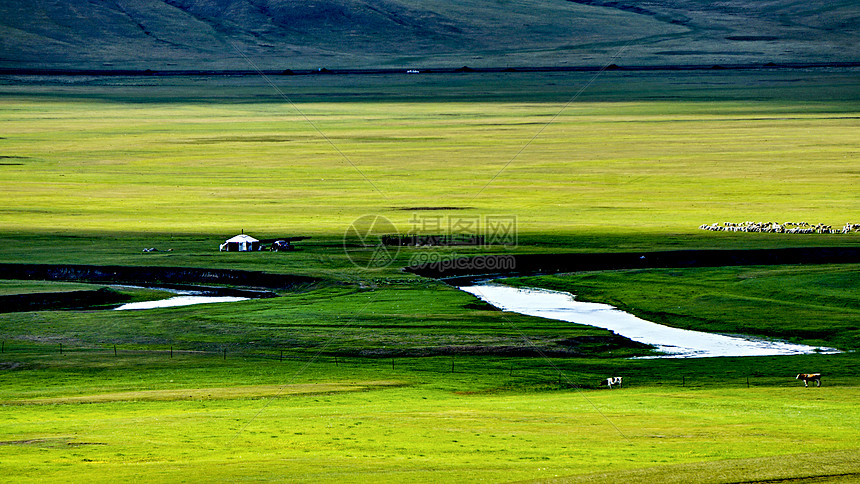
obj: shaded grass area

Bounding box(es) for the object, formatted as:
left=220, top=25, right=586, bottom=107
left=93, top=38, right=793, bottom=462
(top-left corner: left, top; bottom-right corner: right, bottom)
left=4, top=69, right=860, bottom=104
left=504, top=264, right=860, bottom=350
left=1, top=232, right=859, bottom=281
left=3, top=343, right=859, bottom=398
left=0, top=287, right=131, bottom=312
left=0, top=282, right=651, bottom=358
left=0, top=280, right=177, bottom=312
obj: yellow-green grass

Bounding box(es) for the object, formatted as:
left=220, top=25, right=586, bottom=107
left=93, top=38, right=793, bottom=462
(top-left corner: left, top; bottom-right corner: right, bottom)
left=546, top=449, right=860, bottom=483
left=1, top=71, right=858, bottom=245
left=3, top=381, right=404, bottom=405
left=1, top=71, right=859, bottom=482
left=1, top=369, right=858, bottom=483
left=2, top=335, right=858, bottom=482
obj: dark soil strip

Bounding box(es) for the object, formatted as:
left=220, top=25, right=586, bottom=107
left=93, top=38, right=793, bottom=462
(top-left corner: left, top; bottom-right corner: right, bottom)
left=405, top=247, right=860, bottom=283
left=0, top=264, right=321, bottom=293
left=394, top=207, right=472, bottom=211
left=0, top=288, right=131, bottom=312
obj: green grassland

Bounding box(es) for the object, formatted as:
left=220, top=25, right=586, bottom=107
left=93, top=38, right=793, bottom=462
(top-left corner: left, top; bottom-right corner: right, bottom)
left=1, top=70, right=859, bottom=245
left=0, top=280, right=97, bottom=295
left=1, top=347, right=859, bottom=482
left=0, top=70, right=859, bottom=481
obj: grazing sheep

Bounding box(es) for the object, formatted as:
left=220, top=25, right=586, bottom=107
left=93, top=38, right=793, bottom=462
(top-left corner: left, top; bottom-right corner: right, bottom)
left=700, top=221, right=859, bottom=235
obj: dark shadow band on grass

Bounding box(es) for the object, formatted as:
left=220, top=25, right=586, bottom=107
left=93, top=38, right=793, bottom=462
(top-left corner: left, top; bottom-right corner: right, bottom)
left=2, top=62, right=859, bottom=77
left=405, top=247, right=860, bottom=283
left=0, top=288, right=131, bottom=312
left=0, top=263, right=321, bottom=295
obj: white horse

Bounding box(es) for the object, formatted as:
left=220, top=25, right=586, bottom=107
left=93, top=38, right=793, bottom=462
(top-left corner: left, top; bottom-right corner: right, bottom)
left=605, top=376, right=623, bottom=389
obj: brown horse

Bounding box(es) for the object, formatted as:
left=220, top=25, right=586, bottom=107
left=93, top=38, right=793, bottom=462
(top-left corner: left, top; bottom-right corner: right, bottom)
left=796, top=373, right=821, bottom=387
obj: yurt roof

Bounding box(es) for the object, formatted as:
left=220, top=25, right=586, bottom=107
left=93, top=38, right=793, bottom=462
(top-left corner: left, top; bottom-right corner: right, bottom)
left=224, top=234, right=259, bottom=243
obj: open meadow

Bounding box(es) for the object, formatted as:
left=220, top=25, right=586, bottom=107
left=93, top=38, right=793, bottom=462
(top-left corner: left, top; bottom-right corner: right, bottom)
left=1, top=69, right=859, bottom=240
left=0, top=69, right=858, bottom=482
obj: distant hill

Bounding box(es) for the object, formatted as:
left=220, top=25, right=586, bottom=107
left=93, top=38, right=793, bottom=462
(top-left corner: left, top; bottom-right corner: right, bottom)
left=1, top=0, right=857, bottom=70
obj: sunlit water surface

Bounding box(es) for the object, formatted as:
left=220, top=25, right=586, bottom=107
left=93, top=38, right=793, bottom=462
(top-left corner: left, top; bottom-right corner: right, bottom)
left=112, top=286, right=249, bottom=310
left=460, top=284, right=838, bottom=358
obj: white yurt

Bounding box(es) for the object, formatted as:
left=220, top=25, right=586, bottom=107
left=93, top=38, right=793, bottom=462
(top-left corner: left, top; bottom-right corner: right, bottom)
left=219, top=234, right=261, bottom=252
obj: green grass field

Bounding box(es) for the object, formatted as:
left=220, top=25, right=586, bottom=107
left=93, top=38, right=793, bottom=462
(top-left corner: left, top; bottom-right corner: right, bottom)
left=0, top=280, right=96, bottom=295
left=1, top=69, right=858, bottom=482
left=1, top=70, right=858, bottom=241
left=2, top=346, right=859, bottom=482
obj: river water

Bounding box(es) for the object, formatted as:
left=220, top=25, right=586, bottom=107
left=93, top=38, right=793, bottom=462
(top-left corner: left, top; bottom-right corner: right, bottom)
left=112, top=286, right=249, bottom=311
left=459, top=284, right=838, bottom=358
left=110, top=281, right=838, bottom=357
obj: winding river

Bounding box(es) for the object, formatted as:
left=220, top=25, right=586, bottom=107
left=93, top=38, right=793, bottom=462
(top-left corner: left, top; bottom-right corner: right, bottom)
left=460, top=284, right=839, bottom=358
left=107, top=280, right=839, bottom=358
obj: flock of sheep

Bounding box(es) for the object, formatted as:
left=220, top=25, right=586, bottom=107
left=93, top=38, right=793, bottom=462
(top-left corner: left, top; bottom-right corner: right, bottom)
left=700, top=222, right=860, bottom=234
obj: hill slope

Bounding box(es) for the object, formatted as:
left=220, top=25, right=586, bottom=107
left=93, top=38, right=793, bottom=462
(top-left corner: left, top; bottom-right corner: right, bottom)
left=0, top=0, right=857, bottom=69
